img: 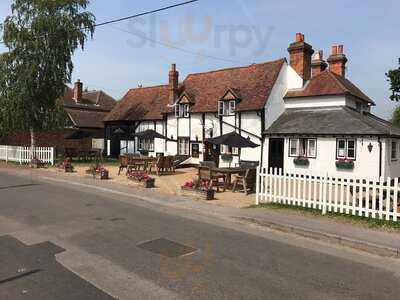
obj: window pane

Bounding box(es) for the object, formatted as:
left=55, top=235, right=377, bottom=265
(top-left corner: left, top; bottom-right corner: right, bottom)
left=347, top=149, right=355, bottom=159
left=308, top=139, right=316, bottom=158
left=229, top=101, right=235, bottom=115
left=337, top=139, right=346, bottom=158
left=289, top=139, right=298, bottom=156
left=392, top=141, right=397, bottom=159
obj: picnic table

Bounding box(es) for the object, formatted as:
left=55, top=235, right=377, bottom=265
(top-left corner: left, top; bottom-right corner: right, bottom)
left=210, top=167, right=255, bottom=187
left=127, top=157, right=157, bottom=173
left=78, top=149, right=101, bottom=161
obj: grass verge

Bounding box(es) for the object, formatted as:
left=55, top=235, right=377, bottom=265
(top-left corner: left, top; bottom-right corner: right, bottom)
left=248, top=203, right=400, bottom=231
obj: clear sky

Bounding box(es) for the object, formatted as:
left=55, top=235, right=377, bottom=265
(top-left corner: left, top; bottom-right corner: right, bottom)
left=0, top=0, right=399, bottom=119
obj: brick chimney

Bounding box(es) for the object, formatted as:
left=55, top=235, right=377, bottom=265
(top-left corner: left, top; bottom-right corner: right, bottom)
left=327, top=45, right=348, bottom=77
left=73, top=79, right=83, bottom=103
left=288, top=33, right=314, bottom=82
left=169, top=64, right=179, bottom=105
left=311, top=50, right=328, bottom=77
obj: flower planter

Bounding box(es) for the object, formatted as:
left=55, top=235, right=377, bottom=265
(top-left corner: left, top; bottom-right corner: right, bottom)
left=293, top=157, right=309, bottom=166
left=100, top=169, right=109, bottom=180
left=64, top=165, right=74, bottom=173
left=221, top=154, right=233, bottom=162
left=181, top=186, right=215, bottom=200
left=143, top=179, right=155, bottom=188
left=336, top=161, right=354, bottom=170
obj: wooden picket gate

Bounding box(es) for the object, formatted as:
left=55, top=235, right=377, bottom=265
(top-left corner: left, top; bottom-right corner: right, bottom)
left=256, top=168, right=400, bottom=221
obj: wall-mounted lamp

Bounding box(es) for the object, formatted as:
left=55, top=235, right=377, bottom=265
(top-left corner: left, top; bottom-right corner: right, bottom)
left=171, top=135, right=174, bottom=140
left=195, top=135, right=199, bottom=142
left=368, top=143, right=373, bottom=153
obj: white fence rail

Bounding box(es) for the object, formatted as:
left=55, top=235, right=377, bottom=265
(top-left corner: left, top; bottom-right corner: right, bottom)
left=256, top=168, right=400, bottom=222
left=0, top=145, right=54, bottom=165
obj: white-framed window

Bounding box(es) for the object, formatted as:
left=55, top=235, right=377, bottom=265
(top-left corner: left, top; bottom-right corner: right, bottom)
left=336, top=138, right=356, bottom=160
left=178, top=138, right=190, bottom=155
left=221, top=145, right=239, bottom=155
left=138, top=138, right=154, bottom=152
left=289, top=138, right=317, bottom=158
left=218, top=100, right=236, bottom=116
left=391, top=140, right=398, bottom=161
left=175, top=104, right=189, bottom=118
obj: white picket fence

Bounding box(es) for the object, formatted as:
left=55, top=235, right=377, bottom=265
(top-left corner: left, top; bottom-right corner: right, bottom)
left=0, top=145, right=54, bottom=165
left=256, top=168, right=400, bottom=222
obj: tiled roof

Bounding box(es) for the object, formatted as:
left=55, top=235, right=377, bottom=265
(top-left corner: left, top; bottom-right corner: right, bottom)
left=265, top=106, right=400, bottom=137
left=179, top=59, right=286, bottom=113
left=62, top=88, right=117, bottom=111
left=65, top=108, right=109, bottom=129
left=104, top=85, right=169, bottom=122
left=285, top=70, right=375, bottom=105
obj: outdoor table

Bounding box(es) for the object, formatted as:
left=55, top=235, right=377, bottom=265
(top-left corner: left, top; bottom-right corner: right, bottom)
left=127, top=157, right=157, bottom=173
left=211, top=167, right=254, bottom=188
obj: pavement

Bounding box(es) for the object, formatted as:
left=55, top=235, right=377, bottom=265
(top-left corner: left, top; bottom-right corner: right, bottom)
left=1, top=165, right=400, bottom=299
left=0, top=236, right=113, bottom=300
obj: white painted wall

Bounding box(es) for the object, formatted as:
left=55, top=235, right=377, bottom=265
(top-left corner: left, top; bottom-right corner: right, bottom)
left=265, top=63, right=303, bottom=129
left=263, top=136, right=388, bottom=180
left=383, top=138, right=400, bottom=178
left=284, top=95, right=346, bottom=109
left=240, top=112, right=262, bottom=163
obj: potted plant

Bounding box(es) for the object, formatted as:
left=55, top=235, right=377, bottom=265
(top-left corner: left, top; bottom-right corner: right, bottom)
left=293, top=156, right=309, bottom=166
left=336, top=159, right=354, bottom=170
left=30, top=157, right=43, bottom=169
left=142, top=175, right=155, bottom=188
left=127, top=170, right=155, bottom=188
left=99, top=167, right=109, bottom=180
left=57, top=159, right=74, bottom=173
left=181, top=180, right=215, bottom=200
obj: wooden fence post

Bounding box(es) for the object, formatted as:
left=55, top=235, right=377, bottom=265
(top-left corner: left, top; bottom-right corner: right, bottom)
left=322, top=173, right=328, bottom=215
left=256, top=167, right=260, bottom=205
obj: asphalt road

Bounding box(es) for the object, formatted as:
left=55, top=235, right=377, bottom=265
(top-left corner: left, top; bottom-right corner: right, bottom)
left=0, top=169, right=400, bottom=299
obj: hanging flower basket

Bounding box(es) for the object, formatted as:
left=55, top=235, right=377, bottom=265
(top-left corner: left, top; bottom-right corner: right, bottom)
left=294, top=157, right=309, bottom=166
left=221, top=154, right=233, bottom=161
left=336, top=159, right=354, bottom=170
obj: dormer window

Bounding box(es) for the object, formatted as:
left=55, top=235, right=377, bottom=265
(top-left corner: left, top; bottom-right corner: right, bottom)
left=219, top=88, right=240, bottom=116
left=218, top=100, right=236, bottom=116
left=175, top=103, right=190, bottom=118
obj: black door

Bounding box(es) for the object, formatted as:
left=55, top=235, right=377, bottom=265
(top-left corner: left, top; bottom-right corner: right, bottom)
left=268, top=138, right=284, bottom=171
left=204, top=142, right=220, bottom=166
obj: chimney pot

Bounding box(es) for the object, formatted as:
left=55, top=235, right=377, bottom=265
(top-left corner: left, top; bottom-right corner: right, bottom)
left=337, top=45, right=344, bottom=54
left=296, top=32, right=305, bottom=42
left=311, top=50, right=328, bottom=77
left=319, top=50, right=324, bottom=60
left=332, top=45, right=338, bottom=55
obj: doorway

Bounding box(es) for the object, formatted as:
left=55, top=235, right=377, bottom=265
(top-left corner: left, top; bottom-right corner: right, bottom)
left=268, top=138, right=284, bottom=171
left=204, top=142, right=220, bottom=166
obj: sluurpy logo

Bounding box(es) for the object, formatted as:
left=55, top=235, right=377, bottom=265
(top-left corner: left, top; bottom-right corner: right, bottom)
left=120, top=3, right=275, bottom=64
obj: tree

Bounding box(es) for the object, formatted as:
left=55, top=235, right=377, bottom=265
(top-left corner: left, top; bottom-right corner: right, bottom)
left=387, top=60, right=400, bottom=102
left=392, top=106, right=400, bottom=127
left=0, top=0, right=95, bottom=151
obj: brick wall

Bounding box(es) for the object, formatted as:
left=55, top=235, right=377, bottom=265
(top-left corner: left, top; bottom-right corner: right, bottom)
left=0, top=129, right=102, bottom=156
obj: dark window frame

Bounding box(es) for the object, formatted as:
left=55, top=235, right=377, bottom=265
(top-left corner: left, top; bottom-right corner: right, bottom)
left=336, top=138, right=357, bottom=161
